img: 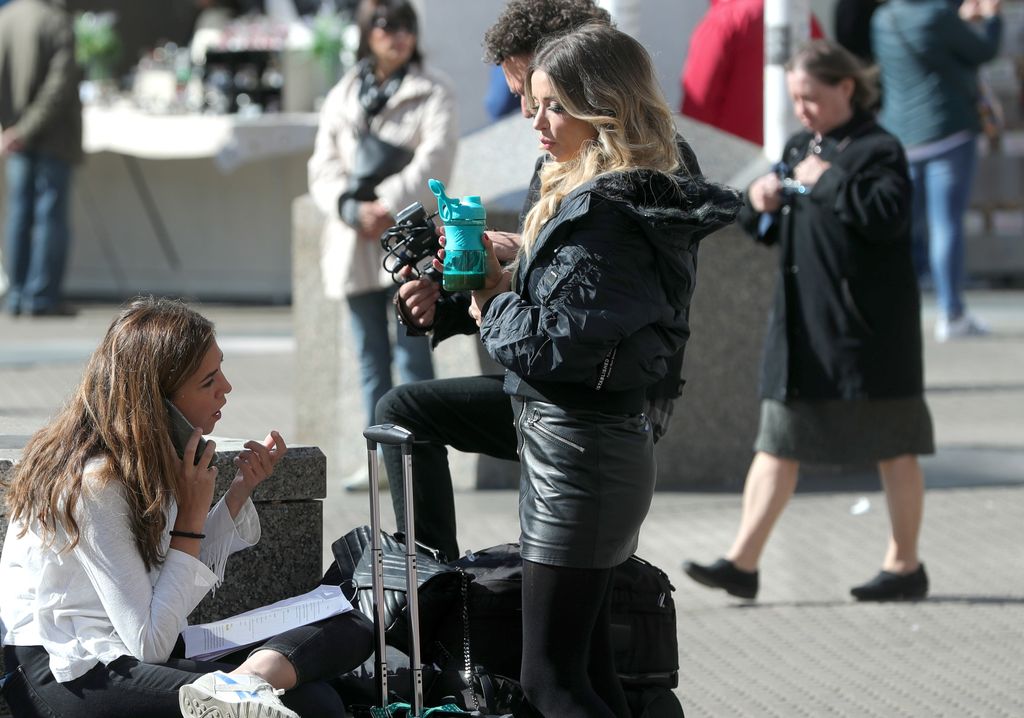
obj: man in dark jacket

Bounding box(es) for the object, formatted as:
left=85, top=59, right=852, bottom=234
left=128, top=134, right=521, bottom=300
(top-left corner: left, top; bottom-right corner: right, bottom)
left=377, top=0, right=705, bottom=560
left=0, top=0, right=82, bottom=317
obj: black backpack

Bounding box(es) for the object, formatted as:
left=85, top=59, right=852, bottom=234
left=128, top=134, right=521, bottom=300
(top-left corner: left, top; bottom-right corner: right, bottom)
left=611, top=554, right=679, bottom=689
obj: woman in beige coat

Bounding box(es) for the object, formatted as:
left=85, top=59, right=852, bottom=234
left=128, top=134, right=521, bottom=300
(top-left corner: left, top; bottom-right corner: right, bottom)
left=308, top=0, right=457, bottom=432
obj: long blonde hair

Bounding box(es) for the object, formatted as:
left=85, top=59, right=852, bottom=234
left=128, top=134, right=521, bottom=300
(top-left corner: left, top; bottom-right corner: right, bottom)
left=3, top=298, right=215, bottom=570
left=519, top=23, right=681, bottom=260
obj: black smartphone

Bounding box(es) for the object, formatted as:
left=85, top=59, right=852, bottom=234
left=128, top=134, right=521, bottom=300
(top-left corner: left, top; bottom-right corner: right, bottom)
left=164, top=398, right=209, bottom=465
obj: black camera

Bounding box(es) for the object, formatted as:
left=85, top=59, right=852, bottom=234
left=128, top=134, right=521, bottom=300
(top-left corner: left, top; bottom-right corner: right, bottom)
left=379, top=201, right=441, bottom=282
left=773, top=161, right=809, bottom=200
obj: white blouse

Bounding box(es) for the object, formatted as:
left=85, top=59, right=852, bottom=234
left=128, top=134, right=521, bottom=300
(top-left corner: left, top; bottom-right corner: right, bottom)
left=0, top=458, right=260, bottom=682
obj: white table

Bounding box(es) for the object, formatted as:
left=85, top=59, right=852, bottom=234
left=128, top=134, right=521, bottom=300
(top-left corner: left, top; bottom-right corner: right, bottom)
left=8, top=106, right=321, bottom=302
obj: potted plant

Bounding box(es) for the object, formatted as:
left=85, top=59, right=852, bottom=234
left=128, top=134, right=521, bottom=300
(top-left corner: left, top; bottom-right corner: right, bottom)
left=74, top=11, right=121, bottom=86
left=309, top=4, right=353, bottom=92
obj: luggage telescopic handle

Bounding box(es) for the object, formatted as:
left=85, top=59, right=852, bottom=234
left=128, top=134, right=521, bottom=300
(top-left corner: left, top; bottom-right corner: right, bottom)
left=363, top=423, right=424, bottom=717
left=363, top=423, right=415, bottom=447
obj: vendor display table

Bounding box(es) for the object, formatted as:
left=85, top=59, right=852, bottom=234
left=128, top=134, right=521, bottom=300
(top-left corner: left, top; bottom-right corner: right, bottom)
left=4, top=106, right=320, bottom=303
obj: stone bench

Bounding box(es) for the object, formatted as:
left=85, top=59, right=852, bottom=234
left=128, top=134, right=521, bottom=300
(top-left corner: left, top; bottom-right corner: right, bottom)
left=0, top=439, right=326, bottom=713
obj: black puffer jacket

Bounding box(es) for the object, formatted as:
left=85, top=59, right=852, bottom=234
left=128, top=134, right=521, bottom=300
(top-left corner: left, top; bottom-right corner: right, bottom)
left=424, top=134, right=703, bottom=354
left=480, top=169, right=741, bottom=412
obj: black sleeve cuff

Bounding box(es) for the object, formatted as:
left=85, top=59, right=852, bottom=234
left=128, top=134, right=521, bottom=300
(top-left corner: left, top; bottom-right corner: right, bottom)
left=394, top=287, right=433, bottom=336
left=339, top=197, right=361, bottom=227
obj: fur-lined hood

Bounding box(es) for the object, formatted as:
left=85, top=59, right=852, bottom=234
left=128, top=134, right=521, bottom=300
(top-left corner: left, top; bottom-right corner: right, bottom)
left=586, top=168, right=742, bottom=245
left=529, top=168, right=743, bottom=310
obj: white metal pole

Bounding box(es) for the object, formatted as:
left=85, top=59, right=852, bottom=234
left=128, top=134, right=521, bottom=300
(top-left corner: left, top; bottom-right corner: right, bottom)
left=763, top=0, right=792, bottom=160
left=597, top=0, right=641, bottom=39
left=763, top=0, right=811, bottom=160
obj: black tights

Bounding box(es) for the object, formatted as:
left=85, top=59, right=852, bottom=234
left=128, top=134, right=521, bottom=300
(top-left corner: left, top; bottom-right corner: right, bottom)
left=519, top=560, right=629, bottom=718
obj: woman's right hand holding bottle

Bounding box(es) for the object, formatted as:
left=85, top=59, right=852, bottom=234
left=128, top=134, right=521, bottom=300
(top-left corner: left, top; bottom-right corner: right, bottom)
left=469, top=234, right=512, bottom=326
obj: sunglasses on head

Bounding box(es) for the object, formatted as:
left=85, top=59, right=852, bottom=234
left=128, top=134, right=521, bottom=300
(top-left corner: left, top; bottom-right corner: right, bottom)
left=373, top=16, right=414, bottom=33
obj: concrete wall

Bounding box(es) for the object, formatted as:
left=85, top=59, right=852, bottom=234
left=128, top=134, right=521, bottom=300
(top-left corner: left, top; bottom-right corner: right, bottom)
left=414, top=0, right=702, bottom=134
left=415, top=0, right=843, bottom=134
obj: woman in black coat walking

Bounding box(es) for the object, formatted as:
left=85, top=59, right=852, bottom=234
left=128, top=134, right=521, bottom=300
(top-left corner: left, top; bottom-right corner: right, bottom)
left=684, top=39, right=934, bottom=603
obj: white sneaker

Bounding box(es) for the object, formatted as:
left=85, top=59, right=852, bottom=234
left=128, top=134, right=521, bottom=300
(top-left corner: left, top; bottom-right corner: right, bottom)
left=179, top=671, right=299, bottom=718
left=934, top=313, right=989, bottom=342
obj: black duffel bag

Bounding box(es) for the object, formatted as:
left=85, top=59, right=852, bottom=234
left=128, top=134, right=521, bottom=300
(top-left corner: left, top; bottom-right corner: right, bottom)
left=430, top=544, right=680, bottom=690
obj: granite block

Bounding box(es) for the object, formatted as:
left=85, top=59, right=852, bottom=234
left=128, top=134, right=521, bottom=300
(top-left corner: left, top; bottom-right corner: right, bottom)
left=657, top=225, right=775, bottom=488
left=291, top=195, right=485, bottom=492
left=189, top=499, right=324, bottom=624
left=207, top=440, right=326, bottom=501
left=292, top=193, right=345, bottom=483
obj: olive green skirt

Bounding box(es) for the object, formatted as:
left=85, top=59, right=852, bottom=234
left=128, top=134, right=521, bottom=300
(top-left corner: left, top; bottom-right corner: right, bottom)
left=754, top=397, right=935, bottom=465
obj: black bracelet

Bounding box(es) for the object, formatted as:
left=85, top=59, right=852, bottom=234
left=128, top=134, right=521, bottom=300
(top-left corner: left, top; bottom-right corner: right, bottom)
left=169, top=530, right=206, bottom=540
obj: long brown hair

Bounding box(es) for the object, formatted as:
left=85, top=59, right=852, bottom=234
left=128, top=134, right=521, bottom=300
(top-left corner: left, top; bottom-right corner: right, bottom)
left=3, top=297, right=215, bottom=570
left=519, top=23, right=681, bottom=260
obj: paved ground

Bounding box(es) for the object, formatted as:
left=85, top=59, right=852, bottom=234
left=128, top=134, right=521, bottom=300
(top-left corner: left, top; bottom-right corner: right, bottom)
left=1, top=289, right=1022, bottom=717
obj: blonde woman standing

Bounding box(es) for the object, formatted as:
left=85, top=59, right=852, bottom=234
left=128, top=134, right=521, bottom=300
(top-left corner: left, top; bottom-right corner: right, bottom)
left=468, top=24, right=741, bottom=717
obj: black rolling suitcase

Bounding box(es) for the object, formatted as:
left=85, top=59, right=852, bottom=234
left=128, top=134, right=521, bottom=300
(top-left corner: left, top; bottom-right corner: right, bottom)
left=353, top=424, right=508, bottom=718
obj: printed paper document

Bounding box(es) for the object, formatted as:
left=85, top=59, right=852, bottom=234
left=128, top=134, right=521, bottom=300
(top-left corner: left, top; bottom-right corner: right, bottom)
left=183, top=585, right=352, bottom=660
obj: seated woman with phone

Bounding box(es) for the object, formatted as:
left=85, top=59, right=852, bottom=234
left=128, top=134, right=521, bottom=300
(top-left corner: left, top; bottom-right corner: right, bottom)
left=0, top=297, right=373, bottom=718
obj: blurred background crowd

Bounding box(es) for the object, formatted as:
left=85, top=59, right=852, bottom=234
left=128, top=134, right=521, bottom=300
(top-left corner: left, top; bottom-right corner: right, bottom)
left=1, top=0, right=1021, bottom=317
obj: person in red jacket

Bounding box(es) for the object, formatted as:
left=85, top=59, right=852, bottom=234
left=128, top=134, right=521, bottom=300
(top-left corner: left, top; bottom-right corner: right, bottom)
left=680, top=0, right=823, bottom=145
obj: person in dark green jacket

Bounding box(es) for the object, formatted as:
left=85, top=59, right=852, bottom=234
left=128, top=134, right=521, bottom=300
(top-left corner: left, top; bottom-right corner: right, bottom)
left=0, top=0, right=82, bottom=317
left=871, top=0, right=1002, bottom=341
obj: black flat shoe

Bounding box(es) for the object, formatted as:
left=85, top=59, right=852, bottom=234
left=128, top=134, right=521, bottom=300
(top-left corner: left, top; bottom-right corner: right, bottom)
left=850, top=564, right=929, bottom=602
left=682, top=558, right=758, bottom=599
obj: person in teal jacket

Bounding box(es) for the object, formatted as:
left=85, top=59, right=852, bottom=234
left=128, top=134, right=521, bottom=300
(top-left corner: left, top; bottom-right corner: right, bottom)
left=871, top=0, right=1002, bottom=341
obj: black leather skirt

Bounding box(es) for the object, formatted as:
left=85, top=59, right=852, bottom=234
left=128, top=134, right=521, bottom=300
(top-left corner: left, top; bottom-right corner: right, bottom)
left=514, top=399, right=656, bottom=569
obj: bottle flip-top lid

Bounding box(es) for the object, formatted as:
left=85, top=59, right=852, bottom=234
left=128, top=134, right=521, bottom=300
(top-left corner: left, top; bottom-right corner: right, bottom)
left=429, top=178, right=485, bottom=222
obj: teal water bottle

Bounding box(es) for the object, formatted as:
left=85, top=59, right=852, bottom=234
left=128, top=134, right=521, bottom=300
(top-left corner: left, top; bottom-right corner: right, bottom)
left=429, top=178, right=487, bottom=291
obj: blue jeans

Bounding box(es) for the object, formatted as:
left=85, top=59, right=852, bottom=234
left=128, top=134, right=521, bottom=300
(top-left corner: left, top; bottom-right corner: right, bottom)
left=347, top=286, right=435, bottom=426
left=4, top=151, right=73, bottom=314
left=908, top=138, right=978, bottom=320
